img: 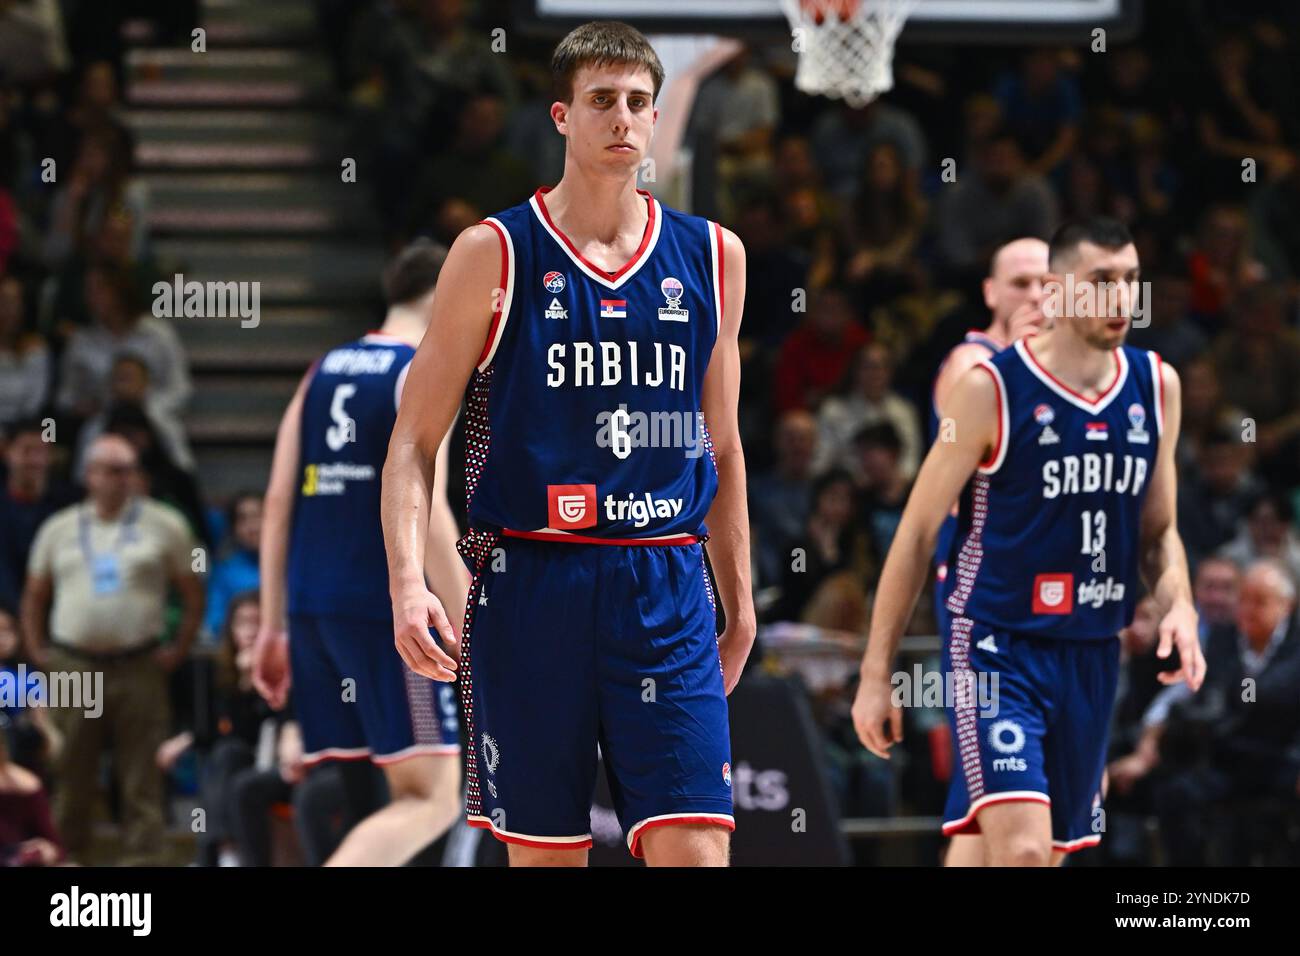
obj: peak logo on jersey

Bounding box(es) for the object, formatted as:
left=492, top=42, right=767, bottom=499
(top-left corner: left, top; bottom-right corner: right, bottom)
left=547, top=484, right=597, bottom=530
left=1032, top=573, right=1074, bottom=614
left=722, top=762, right=732, bottom=786
left=1038, top=425, right=1060, bottom=446
left=543, top=271, right=566, bottom=293
left=603, top=492, right=684, bottom=528
left=658, top=276, right=689, bottom=322
left=1085, top=421, right=1109, bottom=441
left=544, top=297, right=568, bottom=320
left=1127, top=402, right=1149, bottom=444
left=1034, top=403, right=1055, bottom=426
left=600, top=299, right=627, bottom=319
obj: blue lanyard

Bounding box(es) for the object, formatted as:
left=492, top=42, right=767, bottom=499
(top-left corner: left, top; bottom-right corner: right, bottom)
left=79, top=498, right=142, bottom=563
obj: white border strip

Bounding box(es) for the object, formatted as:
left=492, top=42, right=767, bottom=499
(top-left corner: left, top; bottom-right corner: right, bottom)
left=625, top=812, right=736, bottom=851
left=941, top=790, right=1051, bottom=834
left=467, top=814, right=592, bottom=846
left=478, top=217, right=515, bottom=372
left=976, top=360, right=1010, bottom=475
left=1014, top=339, right=1128, bottom=414
left=708, top=221, right=724, bottom=340
left=1148, top=350, right=1164, bottom=437
left=528, top=193, right=663, bottom=291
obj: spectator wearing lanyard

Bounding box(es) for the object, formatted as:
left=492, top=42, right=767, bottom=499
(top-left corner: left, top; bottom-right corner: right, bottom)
left=19, top=434, right=203, bottom=864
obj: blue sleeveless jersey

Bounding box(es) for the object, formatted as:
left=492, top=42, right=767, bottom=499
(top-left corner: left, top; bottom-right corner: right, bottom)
left=288, top=333, right=414, bottom=619
left=941, top=340, right=1165, bottom=639
left=930, top=329, right=1004, bottom=574
left=464, top=187, right=722, bottom=543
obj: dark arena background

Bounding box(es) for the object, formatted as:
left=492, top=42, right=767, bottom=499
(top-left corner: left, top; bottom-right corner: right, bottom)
left=1, top=0, right=1298, bottom=903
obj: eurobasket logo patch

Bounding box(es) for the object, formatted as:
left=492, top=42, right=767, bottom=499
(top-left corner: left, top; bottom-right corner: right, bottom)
left=1032, top=573, right=1074, bottom=614
left=547, top=483, right=597, bottom=530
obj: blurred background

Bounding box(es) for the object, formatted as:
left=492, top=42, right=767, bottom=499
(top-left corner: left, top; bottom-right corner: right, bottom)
left=2, top=0, right=1299, bottom=866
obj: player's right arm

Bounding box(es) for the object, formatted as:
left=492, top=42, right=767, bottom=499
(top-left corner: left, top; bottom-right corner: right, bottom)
left=381, top=223, right=500, bottom=682
left=852, top=364, right=1000, bottom=758
left=932, top=342, right=992, bottom=423
left=253, top=368, right=311, bottom=709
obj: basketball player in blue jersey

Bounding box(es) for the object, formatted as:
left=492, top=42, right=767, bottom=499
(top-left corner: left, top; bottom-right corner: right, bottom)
left=252, top=240, right=468, bottom=865
left=929, top=238, right=1047, bottom=867
left=853, top=217, right=1206, bottom=866
left=381, top=21, right=755, bottom=867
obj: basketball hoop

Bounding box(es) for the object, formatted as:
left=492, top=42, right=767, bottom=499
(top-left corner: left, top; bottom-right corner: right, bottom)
left=779, top=0, right=918, bottom=108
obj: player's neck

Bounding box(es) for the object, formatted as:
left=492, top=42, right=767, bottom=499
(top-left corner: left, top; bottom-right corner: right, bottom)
left=982, top=320, right=1012, bottom=349
left=1026, top=329, right=1118, bottom=395
left=543, top=172, right=646, bottom=245
left=378, top=306, right=427, bottom=347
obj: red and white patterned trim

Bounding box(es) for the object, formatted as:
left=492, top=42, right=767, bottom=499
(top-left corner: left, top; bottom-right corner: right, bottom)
left=476, top=218, right=514, bottom=372
left=626, top=812, right=735, bottom=859
left=467, top=815, right=593, bottom=851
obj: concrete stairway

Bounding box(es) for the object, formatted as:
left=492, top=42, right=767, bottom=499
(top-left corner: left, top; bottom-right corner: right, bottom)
left=122, top=0, right=384, bottom=497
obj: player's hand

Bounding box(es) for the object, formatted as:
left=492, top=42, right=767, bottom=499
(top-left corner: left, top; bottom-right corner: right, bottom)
left=718, top=617, right=756, bottom=695
left=392, top=585, right=459, bottom=682
left=853, top=667, right=903, bottom=759
left=252, top=626, right=292, bottom=710
left=1156, top=600, right=1205, bottom=690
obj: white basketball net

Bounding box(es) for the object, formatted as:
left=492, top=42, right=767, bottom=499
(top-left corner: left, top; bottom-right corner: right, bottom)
left=779, top=0, right=919, bottom=108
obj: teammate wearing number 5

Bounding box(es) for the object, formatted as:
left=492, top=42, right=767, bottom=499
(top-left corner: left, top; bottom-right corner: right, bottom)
left=852, top=218, right=1206, bottom=866
left=252, top=240, right=467, bottom=865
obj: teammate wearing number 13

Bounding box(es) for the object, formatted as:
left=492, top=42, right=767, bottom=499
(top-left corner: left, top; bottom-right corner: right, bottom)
left=853, top=218, right=1206, bottom=865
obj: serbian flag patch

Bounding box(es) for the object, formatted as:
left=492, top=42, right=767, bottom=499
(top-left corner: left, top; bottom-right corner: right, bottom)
left=600, top=299, right=627, bottom=318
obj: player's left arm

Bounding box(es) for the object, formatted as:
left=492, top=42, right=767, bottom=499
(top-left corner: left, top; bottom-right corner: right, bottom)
left=1138, top=361, right=1206, bottom=690
left=700, top=226, right=756, bottom=695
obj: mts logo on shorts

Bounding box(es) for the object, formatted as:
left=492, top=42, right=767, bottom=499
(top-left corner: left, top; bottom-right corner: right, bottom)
left=547, top=483, right=597, bottom=530
left=1032, top=573, right=1074, bottom=614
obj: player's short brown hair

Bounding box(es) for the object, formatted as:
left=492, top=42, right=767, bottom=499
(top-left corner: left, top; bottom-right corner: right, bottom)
left=551, top=21, right=664, bottom=104
left=382, top=238, right=449, bottom=307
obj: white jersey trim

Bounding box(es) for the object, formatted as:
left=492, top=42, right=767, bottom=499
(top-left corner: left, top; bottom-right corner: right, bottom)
left=976, top=360, right=1010, bottom=475
left=1014, top=338, right=1129, bottom=415
left=528, top=192, right=663, bottom=291
left=1148, top=350, right=1164, bottom=437
left=708, top=221, right=724, bottom=340
left=478, top=217, right=515, bottom=372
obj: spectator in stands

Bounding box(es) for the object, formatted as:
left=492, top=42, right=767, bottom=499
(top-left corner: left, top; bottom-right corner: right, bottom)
left=774, top=285, right=870, bottom=414
left=72, top=352, right=194, bottom=480
left=1125, top=274, right=1206, bottom=370
left=934, top=133, right=1058, bottom=281
left=0, top=274, right=49, bottom=426
left=42, top=124, right=148, bottom=268
left=1175, top=356, right=1245, bottom=473
left=810, top=99, right=927, bottom=202
left=101, top=401, right=211, bottom=546
left=20, top=434, right=203, bottom=864
left=56, top=263, right=190, bottom=422
left=202, top=494, right=262, bottom=643
left=1212, top=283, right=1300, bottom=486
left=44, top=206, right=158, bottom=341
left=733, top=193, right=810, bottom=356
left=992, top=49, right=1081, bottom=177
left=1186, top=205, right=1266, bottom=325
left=1116, top=560, right=1300, bottom=865
left=771, top=468, right=868, bottom=633
left=841, top=142, right=926, bottom=305
left=815, top=342, right=922, bottom=481
left=155, top=590, right=270, bottom=866
left=0, top=603, right=62, bottom=778
left=1178, top=425, right=1265, bottom=567
left=854, top=422, right=912, bottom=564
left=1193, top=555, right=1243, bottom=637
left=1219, top=491, right=1300, bottom=585
left=407, top=90, right=531, bottom=238
left=750, top=410, right=819, bottom=591
left=0, top=713, right=63, bottom=867
left=1251, top=161, right=1300, bottom=284
left=695, top=45, right=780, bottom=221
left=0, top=418, right=78, bottom=613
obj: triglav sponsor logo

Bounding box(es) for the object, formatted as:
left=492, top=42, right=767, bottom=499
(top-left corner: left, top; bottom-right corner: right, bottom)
left=603, top=492, right=683, bottom=528
left=547, top=483, right=598, bottom=530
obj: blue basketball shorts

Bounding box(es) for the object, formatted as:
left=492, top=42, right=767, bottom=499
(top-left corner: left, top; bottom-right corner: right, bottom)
left=457, top=533, right=734, bottom=858
left=289, top=611, right=461, bottom=766
left=941, top=615, right=1120, bottom=854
